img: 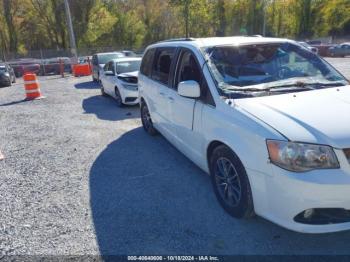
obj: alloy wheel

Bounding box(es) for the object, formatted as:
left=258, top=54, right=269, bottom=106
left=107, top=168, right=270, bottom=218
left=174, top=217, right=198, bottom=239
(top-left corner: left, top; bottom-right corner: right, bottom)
left=214, top=157, right=242, bottom=207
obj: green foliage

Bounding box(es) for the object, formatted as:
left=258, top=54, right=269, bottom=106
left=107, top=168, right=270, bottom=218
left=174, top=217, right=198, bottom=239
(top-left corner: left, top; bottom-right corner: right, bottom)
left=78, top=0, right=118, bottom=47
left=0, top=0, right=349, bottom=55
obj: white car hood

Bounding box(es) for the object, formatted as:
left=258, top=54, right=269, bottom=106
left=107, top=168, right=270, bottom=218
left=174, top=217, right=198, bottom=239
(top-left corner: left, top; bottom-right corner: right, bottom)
left=235, top=86, right=350, bottom=148
left=117, top=71, right=138, bottom=78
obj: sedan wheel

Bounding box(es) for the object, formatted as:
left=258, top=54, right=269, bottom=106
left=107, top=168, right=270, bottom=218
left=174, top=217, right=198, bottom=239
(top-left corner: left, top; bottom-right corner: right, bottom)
left=141, top=102, right=157, bottom=136
left=210, top=145, right=254, bottom=218
left=114, top=87, right=123, bottom=107
left=100, top=86, right=107, bottom=96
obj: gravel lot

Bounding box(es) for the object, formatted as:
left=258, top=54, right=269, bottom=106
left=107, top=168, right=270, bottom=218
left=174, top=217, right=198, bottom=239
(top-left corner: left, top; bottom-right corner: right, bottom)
left=1, top=58, right=350, bottom=256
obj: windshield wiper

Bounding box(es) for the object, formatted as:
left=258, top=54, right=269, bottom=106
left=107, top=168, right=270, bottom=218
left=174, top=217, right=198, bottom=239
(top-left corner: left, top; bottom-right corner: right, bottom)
left=268, top=81, right=346, bottom=90
left=223, top=80, right=346, bottom=92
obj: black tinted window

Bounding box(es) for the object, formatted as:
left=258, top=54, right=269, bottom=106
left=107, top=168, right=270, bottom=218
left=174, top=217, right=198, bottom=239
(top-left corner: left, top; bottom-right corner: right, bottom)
left=175, top=49, right=215, bottom=106
left=140, top=49, right=155, bottom=77
left=176, top=51, right=201, bottom=86
left=152, top=48, right=176, bottom=85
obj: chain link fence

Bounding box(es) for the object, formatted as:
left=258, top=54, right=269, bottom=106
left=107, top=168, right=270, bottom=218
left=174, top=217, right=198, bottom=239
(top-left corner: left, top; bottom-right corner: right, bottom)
left=1, top=35, right=349, bottom=78
left=0, top=46, right=144, bottom=77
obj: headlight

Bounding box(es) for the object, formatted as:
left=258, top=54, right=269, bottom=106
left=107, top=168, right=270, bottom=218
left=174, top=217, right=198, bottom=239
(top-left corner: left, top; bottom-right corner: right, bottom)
left=4, top=72, right=10, bottom=77
left=122, top=83, right=137, bottom=91
left=266, top=140, right=339, bottom=172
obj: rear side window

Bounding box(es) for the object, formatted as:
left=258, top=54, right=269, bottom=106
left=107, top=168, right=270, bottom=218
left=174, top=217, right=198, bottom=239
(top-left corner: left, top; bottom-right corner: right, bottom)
left=152, top=47, right=176, bottom=86
left=140, top=48, right=155, bottom=77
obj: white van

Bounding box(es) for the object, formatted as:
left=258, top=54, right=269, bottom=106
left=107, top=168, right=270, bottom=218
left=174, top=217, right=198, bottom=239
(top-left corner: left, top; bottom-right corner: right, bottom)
left=138, top=37, right=350, bottom=233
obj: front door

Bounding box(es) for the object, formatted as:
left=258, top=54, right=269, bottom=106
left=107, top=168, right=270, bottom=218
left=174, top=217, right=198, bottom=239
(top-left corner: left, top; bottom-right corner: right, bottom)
left=169, top=49, right=206, bottom=162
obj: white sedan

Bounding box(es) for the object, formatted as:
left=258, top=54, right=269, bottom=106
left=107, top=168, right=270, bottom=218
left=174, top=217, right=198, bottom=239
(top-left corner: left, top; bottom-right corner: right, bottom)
left=100, top=57, right=141, bottom=107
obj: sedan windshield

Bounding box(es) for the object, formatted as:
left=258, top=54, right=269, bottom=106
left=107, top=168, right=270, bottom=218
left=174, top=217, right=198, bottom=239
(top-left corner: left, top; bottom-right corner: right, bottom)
left=116, top=60, right=141, bottom=74
left=0, top=66, right=7, bottom=72
left=203, top=42, right=348, bottom=97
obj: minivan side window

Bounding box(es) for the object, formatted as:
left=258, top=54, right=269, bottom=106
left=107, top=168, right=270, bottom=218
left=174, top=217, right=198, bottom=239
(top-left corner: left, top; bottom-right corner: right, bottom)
left=175, top=49, right=215, bottom=106
left=140, top=49, right=155, bottom=77
left=152, top=47, right=176, bottom=86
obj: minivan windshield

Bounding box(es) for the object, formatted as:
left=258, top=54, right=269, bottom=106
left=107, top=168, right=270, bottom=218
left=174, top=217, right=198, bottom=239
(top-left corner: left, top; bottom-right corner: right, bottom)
left=203, top=42, right=348, bottom=97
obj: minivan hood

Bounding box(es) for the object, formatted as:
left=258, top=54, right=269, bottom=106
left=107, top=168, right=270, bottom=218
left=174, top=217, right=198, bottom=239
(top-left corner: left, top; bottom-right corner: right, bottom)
left=235, top=86, right=350, bottom=148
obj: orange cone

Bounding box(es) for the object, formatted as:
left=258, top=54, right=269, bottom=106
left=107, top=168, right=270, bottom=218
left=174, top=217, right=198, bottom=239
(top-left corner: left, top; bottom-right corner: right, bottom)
left=23, top=73, right=44, bottom=100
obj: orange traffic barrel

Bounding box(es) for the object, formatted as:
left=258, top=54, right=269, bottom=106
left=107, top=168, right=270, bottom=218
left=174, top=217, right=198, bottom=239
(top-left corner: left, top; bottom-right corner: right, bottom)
left=23, top=73, right=43, bottom=100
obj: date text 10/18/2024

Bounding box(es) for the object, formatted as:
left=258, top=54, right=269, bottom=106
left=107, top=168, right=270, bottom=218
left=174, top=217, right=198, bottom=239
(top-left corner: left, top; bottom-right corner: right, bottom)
left=127, top=256, right=219, bottom=261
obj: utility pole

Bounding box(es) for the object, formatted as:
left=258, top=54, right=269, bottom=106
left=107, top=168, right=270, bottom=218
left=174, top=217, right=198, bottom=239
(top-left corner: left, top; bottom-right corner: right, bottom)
left=64, top=0, right=78, bottom=59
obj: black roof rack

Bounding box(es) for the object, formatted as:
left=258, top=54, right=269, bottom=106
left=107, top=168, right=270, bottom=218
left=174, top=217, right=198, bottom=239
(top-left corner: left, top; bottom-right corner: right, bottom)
left=157, top=38, right=196, bottom=43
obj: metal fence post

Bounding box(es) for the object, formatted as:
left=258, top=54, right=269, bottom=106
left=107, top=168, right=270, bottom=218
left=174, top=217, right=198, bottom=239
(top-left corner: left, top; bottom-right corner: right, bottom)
left=40, top=49, right=46, bottom=76
left=59, top=58, right=64, bottom=78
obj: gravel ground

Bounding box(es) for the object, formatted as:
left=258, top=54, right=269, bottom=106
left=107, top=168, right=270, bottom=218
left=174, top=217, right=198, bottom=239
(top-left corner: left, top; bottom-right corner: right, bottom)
left=0, top=58, right=350, bottom=256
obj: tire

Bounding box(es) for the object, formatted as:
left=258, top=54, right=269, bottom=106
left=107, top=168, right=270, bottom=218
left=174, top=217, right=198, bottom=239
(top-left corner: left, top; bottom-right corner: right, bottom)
left=114, top=87, right=124, bottom=107
left=141, top=102, right=158, bottom=136
left=210, top=145, right=255, bottom=219
left=12, top=76, right=16, bottom=83
left=92, top=74, right=97, bottom=82
left=100, top=85, right=107, bottom=96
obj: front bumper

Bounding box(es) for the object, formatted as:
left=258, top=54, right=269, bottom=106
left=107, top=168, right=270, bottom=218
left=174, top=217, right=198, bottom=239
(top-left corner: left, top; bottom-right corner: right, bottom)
left=120, top=86, right=139, bottom=105
left=249, top=149, right=350, bottom=233
left=0, top=77, right=11, bottom=86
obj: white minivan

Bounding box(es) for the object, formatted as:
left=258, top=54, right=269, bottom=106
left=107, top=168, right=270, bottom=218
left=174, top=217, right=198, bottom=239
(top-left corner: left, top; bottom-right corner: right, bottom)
left=138, top=37, right=350, bottom=233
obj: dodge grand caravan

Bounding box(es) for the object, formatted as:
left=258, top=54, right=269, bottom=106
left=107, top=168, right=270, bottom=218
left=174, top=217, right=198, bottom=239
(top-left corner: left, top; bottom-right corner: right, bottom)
left=138, top=37, right=350, bottom=233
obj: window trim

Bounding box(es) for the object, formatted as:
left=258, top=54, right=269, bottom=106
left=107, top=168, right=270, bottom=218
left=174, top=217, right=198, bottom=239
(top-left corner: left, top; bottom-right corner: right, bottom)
left=173, top=47, right=216, bottom=107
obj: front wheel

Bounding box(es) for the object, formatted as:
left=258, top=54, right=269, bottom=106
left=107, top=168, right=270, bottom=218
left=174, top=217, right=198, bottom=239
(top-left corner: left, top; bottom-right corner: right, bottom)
left=210, top=145, right=255, bottom=219
left=114, top=87, right=124, bottom=107
left=101, top=85, right=107, bottom=96
left=141, top=102, right=157, bottom=136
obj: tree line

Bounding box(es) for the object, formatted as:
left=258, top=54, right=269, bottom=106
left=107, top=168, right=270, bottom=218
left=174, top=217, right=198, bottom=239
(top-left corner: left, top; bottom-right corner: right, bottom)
left=1, top=0, right=349, bottom=54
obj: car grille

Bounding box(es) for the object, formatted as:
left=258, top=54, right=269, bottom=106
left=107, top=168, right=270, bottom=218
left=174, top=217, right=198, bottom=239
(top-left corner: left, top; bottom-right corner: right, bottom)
left=344, top=149, right=350, bottom=164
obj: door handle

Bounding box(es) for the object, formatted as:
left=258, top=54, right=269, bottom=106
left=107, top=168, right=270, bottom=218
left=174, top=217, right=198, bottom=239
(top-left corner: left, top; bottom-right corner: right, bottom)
left=159, top=92, right=166, bottom=96
left=168, top=96, right=174, bottom=101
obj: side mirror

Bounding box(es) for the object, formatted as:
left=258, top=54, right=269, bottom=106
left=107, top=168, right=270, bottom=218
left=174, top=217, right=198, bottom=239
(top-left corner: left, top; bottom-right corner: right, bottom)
left=177, top=80, right=200, bottom=98
left=105, top=71, right=115, bottom=76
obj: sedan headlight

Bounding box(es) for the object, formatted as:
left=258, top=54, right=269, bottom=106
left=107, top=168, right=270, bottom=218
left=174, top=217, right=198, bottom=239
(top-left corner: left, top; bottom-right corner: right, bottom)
left=266, top=140, right=339, bottom=172
left=4, top=72, right=10, bottom=77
